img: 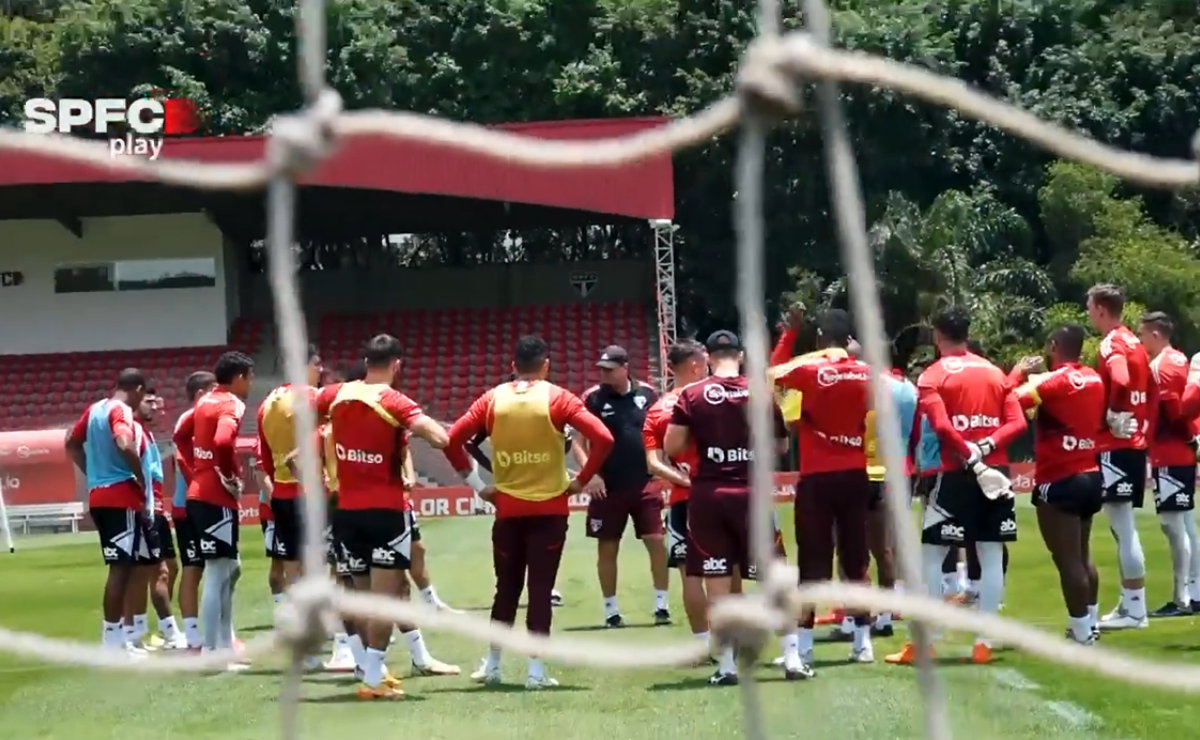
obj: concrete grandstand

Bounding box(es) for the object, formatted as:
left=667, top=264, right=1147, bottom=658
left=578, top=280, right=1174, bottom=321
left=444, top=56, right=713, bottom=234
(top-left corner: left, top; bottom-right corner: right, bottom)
left=0, top=117, right=679, bottom=507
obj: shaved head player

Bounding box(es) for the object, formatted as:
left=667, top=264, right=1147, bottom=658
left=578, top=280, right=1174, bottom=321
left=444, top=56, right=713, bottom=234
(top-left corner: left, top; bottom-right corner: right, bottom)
left=664, top=330, right=790, bottom=686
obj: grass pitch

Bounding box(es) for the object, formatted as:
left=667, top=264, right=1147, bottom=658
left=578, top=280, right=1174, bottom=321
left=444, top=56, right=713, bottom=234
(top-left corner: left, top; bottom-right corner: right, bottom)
left=0, top=502, right=1198, bottom=740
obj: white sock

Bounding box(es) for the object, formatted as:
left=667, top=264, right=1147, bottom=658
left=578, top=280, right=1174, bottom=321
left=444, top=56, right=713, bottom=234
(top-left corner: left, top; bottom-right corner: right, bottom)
left=1190, top=580, right=1200, bottom=604
left=603, top=596, right=619, bottom=618
left=419, top=586, right=438, bottom=605
left=874, top=612, right=892, bottom=629
left=1122, top=587, right=1147, bottom=618
left=838, top=615, right=855, bottom=635
left=956, top=562, right=970, bottom=592
left=852, top=624, right=871, bottom=651
left=183, top=617, right=201, bottom=647
left=363, top=647, right=386, bottom=687
left=528, top=657, right=545, bottom=679
left=941, top=573, right=958, bottom=596
left=965, top=579, right=979, bottom=596
left=694, top=630, right=710, bottom=642
left=272, top=593, right=283, bottom=604
left=159, top=616, right=179, bottom=639
left=717, top=646, right=737, bottom=675
left=102, top=620, right=123, bottom=648
left=654, top=589, right=668, bottom=611
left=484, top=646, right=502, bottom=672
left=123, top=623, right=138, bottom=644
left=780, top=631, right=798, bottom=658
left=1069, top=615, right=1091, bottom=642
left=1087, top=604, right=1099, bottom=632
left=347, top=634, right=367, bottom=667
left=797, top=627, right=814, bottom=654
left=132, top=614, right=148, bottom=640
left=403, top=629, right=433, bottom=666
left=922, top=545, right=950, bottom=640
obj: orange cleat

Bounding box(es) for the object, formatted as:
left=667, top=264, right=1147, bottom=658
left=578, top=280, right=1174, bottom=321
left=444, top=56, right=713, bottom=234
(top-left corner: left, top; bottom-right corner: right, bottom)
left=815, top=609, right=845, bottom=626
left=969, top=642, right=992, bottom=664
left=944, top=593, right=968, bottom=606
left=884, top=642, right=934, bottom=665
left=356, top=683, right=405, bottom=700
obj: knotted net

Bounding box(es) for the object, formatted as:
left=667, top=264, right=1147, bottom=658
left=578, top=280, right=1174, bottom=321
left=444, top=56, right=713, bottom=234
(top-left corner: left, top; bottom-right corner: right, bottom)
left=2, top=1, right=1200, bottom=739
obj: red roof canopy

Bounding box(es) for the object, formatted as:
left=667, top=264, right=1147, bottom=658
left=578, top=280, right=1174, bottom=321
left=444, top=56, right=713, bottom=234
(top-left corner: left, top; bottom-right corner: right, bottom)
left=0, top=117, right=675, bottom=221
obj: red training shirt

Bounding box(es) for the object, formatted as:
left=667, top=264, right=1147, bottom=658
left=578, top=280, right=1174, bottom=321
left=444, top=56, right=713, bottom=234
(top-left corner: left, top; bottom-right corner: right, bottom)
left=775, top=355, right=871, bottom=475
left=641, top=389, right=697, bottom=504
left=1014, top=364, right=1105, bottom=485
left=911, top=351, right=1025, bottom=473
left=69, top=399, right=145, bottom=510
left=444, top=380, right=612, bottom=518
left=315, top=382, right=423, bottom=512
left=172, top=407, right=196, bottom=519
left=186, top=389, right=246, bottom=507
left=1096, top=326, right=1154, bottom=452
left=1149, top=347, right=1200, bottom=467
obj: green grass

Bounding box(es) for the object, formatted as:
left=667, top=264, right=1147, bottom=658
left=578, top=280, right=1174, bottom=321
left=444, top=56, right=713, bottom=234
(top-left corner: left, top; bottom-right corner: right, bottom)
left=0, top=503, right=1198, bottom=740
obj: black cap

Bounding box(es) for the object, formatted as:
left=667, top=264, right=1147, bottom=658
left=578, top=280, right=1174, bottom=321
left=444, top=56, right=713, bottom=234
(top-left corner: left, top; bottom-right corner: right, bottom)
left=705, top=330, right=742, bottom=352
left=596, top=345, right=629, bottom=369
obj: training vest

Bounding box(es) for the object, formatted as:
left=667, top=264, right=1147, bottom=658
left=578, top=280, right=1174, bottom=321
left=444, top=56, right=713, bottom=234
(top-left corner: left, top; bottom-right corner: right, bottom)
left=770, top=348, right=849, bottom=423
left=489, top=382, right=570, bottom=501
left=321, top=424, right=339, bottom=494
left=173, top=466, right=187, bottom=509
left=259, top=384, right=309, bottom=485
left=84, top=399, right=139, bottom=490
left=865, top=375, right=918, bottom=481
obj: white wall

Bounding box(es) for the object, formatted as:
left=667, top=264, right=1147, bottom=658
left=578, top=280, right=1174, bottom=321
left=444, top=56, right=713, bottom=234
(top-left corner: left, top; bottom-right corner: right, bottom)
left=0, top=214, right=228, bottom=355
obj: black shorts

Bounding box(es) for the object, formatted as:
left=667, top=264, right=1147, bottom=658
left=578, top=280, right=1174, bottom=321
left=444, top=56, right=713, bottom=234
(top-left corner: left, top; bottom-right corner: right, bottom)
left=1098, top=448, right=1147, bottom=508
left=1152, top=465, right=1196, bottom=513
left=261, top=517, right=276, bottom=558
left=174, top=516, right=203, bottom=568
left=186, top=500, right=239, bottom=560
left=334, top=508, right=413, bottom=572
left=91, top=507, right=146, bottom=566
left=868, top=480, right=884, bottom=511
left=665, top=501, right=689, bottom=568
left=1034, top=471, right=1102, bottom=518
left=270, top=497, right=302, bottom=562
left=153, top=514, right=175, bottom=561
left=920, top=468, right=1017, bottom=545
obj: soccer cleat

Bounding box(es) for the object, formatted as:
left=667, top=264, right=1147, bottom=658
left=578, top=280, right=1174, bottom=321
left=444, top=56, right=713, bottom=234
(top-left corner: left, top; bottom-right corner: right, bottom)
left=525, top=675, right=559, bottom=690
left=943, top=592, right=968, bottom=606
left=1098, top=607, right=1148, bottom=631
left=356, top=683, right=404, bottom=700
left=144, top=634, right=165, bottom=651
left=323, top=645, right=357, bottom=673
left=1149, top=601, right=1192, bottom=618
left=849, top=644, right=875, bottom=663
left=605, top=613, right=625, bottom=629
left=708, top=670, right=739, bottom=686
left=125, top=642, right=149, bottom=657
left=783, top=657, right=815, bottom=681
left=121, top=643, right=149, bottom=662
left=161, top=632, right=189, bottom=650
left=550, top=589, right=564, bottom=607
left=470, top=659, right=502, bottom=685
left=653, top=608, right=672, bottom=626
left=354, top=666, right=402, bottom=688
left=871, top=624, right=895, bottom=638
left=814, top=609, right=843, bottom=626
left=412, top=658, right=460, bottom=676
left=970, top=642, right=992, bottom=664
left=884, top=642, right=933, bottom=665
left=1063, top=628, right=1097, bottom=646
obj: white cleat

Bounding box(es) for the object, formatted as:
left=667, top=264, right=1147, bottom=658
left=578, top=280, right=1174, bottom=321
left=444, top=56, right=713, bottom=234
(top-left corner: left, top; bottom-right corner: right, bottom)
left=323, top=646, right=357, bottom=673
left=770, top=655, right=785, bottom=667
left=1097, top=608, right=1148, bottom=631
left=525, top=675, right=559, bottom=690
left=124, top=642, right=149, bottom=657
left=161, top=632, right=190, bottom=650
left=224, top=662, right=252, bottom=673
left=849, top=644, right=875, bottom=663
left=550, top=589, right=564, bottom=607
left=470, top=659, right=502, bottom=685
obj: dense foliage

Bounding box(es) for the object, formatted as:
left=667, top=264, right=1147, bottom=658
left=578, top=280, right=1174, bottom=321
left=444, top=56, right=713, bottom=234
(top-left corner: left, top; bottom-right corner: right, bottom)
left=3, top=0, right=1199, bottom=361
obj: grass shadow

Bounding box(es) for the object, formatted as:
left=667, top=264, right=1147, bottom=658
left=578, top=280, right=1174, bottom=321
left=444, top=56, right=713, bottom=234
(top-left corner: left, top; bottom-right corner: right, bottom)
left=299, top=692, right=428, bottom=704
left=237, top=624, right=274, bottom=634
left=428, top=683, right=588, bottom=694
left=560, top=621, right=660, bottom=633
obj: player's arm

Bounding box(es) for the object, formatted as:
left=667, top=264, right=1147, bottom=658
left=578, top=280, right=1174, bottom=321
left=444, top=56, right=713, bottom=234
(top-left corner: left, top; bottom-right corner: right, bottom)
left=992, top=391, right=1027, bottom=451
left=1102, top=344, right=1133, bottom=411
left=915, top=379, right=973, bottom=460
left=1181, top=376, right=1200, bottom=419
left=314, top=385, right=337, bottom=423
left=643, top=406, right=689, bottom=488
left=769, top=325, right=799, bottom=366
left=570, top=387, right=600, bottom=468
left=172, top=412, right=196, bottom=481
left=772, top=358, right=816, bottom=393
left=65, top=410, right=89, bottom=474
left=555, top=389, right=613, bottom=486
left=464, top=429, right=492, bottom=473
left=256, top=405, right=276, bottom=496
left=282, top=430, right=319, bottom=484
left=445, top=391, right=492, bottom=476
left=1153, top=362, right=1188, bottom=422
left=402, top=442, right=416, bottom=489
left=664, top=392, right=693, bottom=458
left=110, top=404, right=147, bottom=490
left=772, top=400, right=790, bottom=455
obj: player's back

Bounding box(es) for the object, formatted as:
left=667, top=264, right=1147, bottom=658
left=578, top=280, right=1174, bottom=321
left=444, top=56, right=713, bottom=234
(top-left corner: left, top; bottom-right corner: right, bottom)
left=921, top=353, right=1009, bottom=440
left=1098, top=326, right=1153, bottom=449
left=321, top=380, right=419, bottom=509
left=1150, top=347, right=1193, bottom=466
left=1027, top=366, right=1106, bottom=481
left=797, top=356, right=871, bottom=474
left=259, top=384, right=316, bottom=485
left=676, top=375, right=772, bottom=489
left=190, top=391, right=242, bottom=477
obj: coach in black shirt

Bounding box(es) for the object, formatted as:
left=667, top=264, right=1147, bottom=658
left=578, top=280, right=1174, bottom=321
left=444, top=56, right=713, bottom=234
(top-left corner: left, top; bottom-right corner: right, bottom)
left=573, top=345, right=670, bottom=628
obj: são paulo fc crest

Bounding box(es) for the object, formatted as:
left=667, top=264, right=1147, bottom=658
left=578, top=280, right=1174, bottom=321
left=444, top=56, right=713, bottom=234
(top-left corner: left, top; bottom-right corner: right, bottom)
left=634, top=395, right=648, bottom=410
left=570, top=271, right=598, bottom=298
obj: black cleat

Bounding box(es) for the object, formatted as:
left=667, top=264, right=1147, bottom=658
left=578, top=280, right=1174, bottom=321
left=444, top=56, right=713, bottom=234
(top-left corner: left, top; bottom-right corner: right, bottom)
left=605, top=613, right=626, bottom=629
left=784, top=662, right=816, bottom=681
left=708, top=670, right=739, bottom=686
left=1191, top=600, right=1200, bottom=613
left=871, top=624, right=895, bottom=638
left=654, top=608, right=672, bottom=626
left=1149, top=601, right=1192, bottom=618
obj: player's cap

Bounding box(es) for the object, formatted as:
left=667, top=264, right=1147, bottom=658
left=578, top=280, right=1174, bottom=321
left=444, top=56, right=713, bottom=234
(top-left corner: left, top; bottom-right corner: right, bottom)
left=596, top=345, right=629, bottom=369
left=705, top=330, right=742, bottom=352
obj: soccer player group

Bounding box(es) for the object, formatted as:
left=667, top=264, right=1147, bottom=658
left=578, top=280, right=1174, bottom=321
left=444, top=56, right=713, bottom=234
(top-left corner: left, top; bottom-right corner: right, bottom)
left=72, top=279, right=1200, bottom=694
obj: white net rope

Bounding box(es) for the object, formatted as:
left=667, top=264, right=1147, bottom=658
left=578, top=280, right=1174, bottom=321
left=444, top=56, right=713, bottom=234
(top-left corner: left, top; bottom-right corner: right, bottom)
left=1, top=0, right=1200, bottom=738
